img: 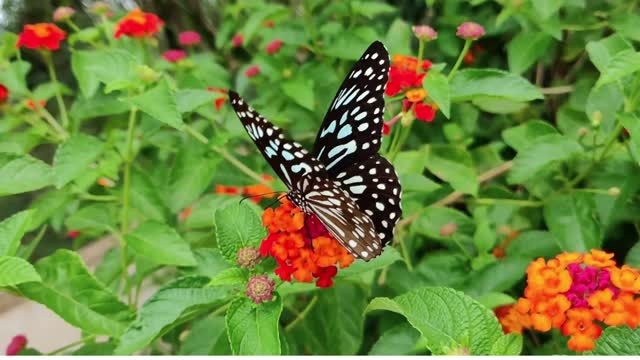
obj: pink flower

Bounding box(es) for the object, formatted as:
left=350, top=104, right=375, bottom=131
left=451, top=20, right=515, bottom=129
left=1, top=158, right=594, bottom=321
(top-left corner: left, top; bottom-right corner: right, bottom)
left=245, top=65, right=260, bottom=78
left=178, top=31, right=201, bottom=46
left=232, top=33, right=244, bottom=48
left=246, top=275, right=275, bottom=304
left=456, top=21, right=485, bottom=40
left=67, top=230, right=80, bottom=239
left=162, top=49, right=187, bottom=63
left=412, top=25, right=437, bottom=41
left=53, top=6, right=75, bottom=22
left=5, top=335, right=27, bottom=356
left=265, top=39, right=283, bottom=55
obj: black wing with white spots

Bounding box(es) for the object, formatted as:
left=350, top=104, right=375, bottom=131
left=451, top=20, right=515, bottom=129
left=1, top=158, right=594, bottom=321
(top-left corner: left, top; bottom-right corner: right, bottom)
left=229, top=91, right=324, bottom=190
left=312, top=41, right=389, bottom=174
left=300, top=175, right=382, bottom=260
left=334, top=155, right=401, bottom=245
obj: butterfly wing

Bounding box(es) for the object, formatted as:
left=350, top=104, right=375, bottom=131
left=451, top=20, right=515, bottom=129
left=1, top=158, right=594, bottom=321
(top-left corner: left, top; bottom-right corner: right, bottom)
left=301, top=175, right=382, bottom=260
left=229, top=91, right=324, bottom=190
left=311, top=40, right=389, bottom=173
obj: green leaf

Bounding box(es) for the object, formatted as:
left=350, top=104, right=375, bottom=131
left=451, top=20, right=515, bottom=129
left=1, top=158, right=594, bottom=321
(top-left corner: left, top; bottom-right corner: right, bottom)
left=114, top=276, right=228, bottom=355
left=450, top=69, right=543, bottom=103
left=0, top=154, right=53, bottom=196
left=130, top=168, right=168, bottom=222
left=502, top=120, right=558, bottom=152
left=128, top=78, right=183, bottom=130
left=281, top=78, right=315, bottom=111
left=590, top=326, right=640, bottom=355
left=183, top=248, right=231, bottom=278
left=369, top=323, right=421, bottom=355
left=351, top=1, right=396, bottom=18
left=621, top=113, right=640, bottom=166
left=53, top=134, right=104, bottom=188
left=505, top=230, right=561, bottom=259
left=544, top=193, right=602, bottom=252
left=0, top=32, right=18, bottom=58
left=0, top=60, right=31, bottom=96
left=290, top=282, right=367, bottom=354
left=472, top=97, right=528, bottom=114
left=507, top=32, right=554, bottom=74
left=491, top=333, right=522, bottom=356
left=595, top=50, right=640, bottom=88
left=18, top=250, right=133, bottom=337
left=0, top=256, right=41, bottom=286
left=531, top=0, right=565, bottom=19
left=337, top=246, right=402, bottom=278
left=124, top=220, right=196, bottom=266
left=65, top=204, right=115, bottom=233
left=625, top=241, right=640, bottom=268
left=69, top=92, right=130, bottom=121
left=425, top=144, right=478, bottom=195
left=610, top=13, right=640, bottom=42
left=179, top=316, right=227, bottom=355
left=226, top=295, right=283, bottom=355
left=412, top=207, right=475, bottom=243
left=215, top=204, right=265, bottom=264
left=27, top=191, right=71, bottom=231
left=366, top=287, right=521, bottom=355
left=508, top=134, right=582, bottom=184
left=0, top=210, right=33, bottom=256
left=423, top=72, right=450, bottom=118
left=71, top=49, right=137, bottom=97
left=465, top=257, right=530, bottom=296
left=586, top=34, right=633, bottom=73
left=168, top=143, right=219, bottom=212
left=474, top=292, right=516, bottom=310
left=176, top=89, right=218, bottom=113
left=384, top=18, right=411, bottom=56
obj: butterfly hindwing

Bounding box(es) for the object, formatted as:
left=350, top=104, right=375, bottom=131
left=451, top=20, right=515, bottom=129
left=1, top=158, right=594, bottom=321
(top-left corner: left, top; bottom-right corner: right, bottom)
left=334, top=155, right=402, bottom=245
left=301, top=175, right=382, bottom=260
left=312, top=41, right=390, bottom=175
left=229, top=91, right=324, bottom=190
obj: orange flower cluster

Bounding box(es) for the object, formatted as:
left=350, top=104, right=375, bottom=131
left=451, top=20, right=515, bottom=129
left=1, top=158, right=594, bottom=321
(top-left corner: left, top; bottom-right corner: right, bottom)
left=17, top=23, right=66, bottom=51
left=260, top=198, right=354, bottom=288
left=114, top=8, right=164, bottom=39
left=215, top=175, right=276, bottom=203
left=496, top=250, right=640, bottom=352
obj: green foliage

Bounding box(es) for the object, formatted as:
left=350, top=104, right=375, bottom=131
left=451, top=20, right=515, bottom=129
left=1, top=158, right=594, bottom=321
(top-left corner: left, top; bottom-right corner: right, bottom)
left=2, top=0, right=640, bottom=356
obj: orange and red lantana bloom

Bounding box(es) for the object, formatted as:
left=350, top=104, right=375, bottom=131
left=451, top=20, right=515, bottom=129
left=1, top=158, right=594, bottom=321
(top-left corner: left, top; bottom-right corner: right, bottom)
left=114, top=8, right=164, bottom=39
left=260, top=198, right=354, bottom=288
left=495, top=249, right=640, bottom=352
left=17, top=23, right=66, bottom=51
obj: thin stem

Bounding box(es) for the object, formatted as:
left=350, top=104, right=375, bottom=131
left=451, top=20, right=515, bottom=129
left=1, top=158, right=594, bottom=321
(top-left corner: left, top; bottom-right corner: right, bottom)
left=79, top=193, right=118, bottom=202
left=416, top=39, right=425, bottom=73
left=65, top=20, right=82, bottom=33
left=451, top=234, right=473, bottom=260
left=212, top=146, right=271, bottom=186
left=540, top=85, right=574, bottom=95
left=45, top=335, right=95, bottom=355
left=34, top=102, right=68, bottom=139
left=120, top=106, right=138, bottom=305
left=285, top=295, right=318, bottom=331
left=473, top=198, right=543, bottom=207
left=46, top=55, right=70, bottom=129
left=448, top=39, right=472, bottom=81
left=211, top=302, right=230, bottom=317
left=388, top=121, right=413, bottom=162
left=185, top=125, right=209, bottom=144
left=397, top=233, right=414, bottom=271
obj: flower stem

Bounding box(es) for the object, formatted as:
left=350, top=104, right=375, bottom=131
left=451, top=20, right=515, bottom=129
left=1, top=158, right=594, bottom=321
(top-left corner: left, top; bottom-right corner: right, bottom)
left=33, top=101, right=69, bottom=139
left=120, top=106, right=138, bottom=305
left=79, top=193, right=118, bottom=202
left=212, top=146, right=271, bottom=186
left=185, top=124, right=209, bottom=144
left=46, top=55, right=70, bottom=129
left=285, top=295, right=318, bottom=331
left=473, top=198, right=544, bottom=207
left=45, top=335, right=95, bottom=355
left=448, top=39, right=472, bottom=81
left=416, top=39, right=425, bottom=73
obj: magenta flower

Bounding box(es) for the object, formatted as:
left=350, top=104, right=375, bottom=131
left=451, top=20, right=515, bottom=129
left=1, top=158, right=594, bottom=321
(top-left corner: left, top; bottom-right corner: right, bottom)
left=246, top=275, right=275, bottom=304
left=265, top=39, right=283, bottom=55
left=245, top=65, right=260, bottom=78
left=412, top=25, right=437, bottom=41
left=162, top=49, right=187, bottom=63
left=5, top=335, right=27, bottom=355
left=565, top=263, right=619, bottom=308
left=231, top=33, right=244, bottom=48
left=456, top=22, right=485, bottom=40
left=178, top=31, right=201, bottom=46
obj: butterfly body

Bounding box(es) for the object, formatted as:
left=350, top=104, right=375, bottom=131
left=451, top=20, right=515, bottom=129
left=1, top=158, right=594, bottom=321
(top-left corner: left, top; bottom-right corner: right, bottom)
left=230, top=41, right=401, bottom=261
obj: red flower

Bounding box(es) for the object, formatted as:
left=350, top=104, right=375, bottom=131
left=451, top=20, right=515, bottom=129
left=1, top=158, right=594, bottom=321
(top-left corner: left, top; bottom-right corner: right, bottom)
left=214, top=97, right=226, bottom=110
left=162, top=49, right=187, bottom=62
left=17, top=23, right=66, bottom=51
left=0, top=84, right=8, bottom=104
left=414, top=102, right=435, bottom=122
left=245, top=65, right=260, bottom=78
left=314, top=266, right=338, bottom=288
left=114, top=8, right=164, bottom=39
left=231, top=33, right=244, bottom=47
left=262, top=20, right=274, bottom=28
left=178, top=31, right=201, bottom=46
left=66, top=230, right=80, bottom=239
left=215, top=184, right=240, bottom=195
left=5, top=334, right=27, bottom=356
left=382, top=123, right=391, bottom=136
left=265, top=39, right=283, bottom=55
left=25, top=99, right=46, bottom=110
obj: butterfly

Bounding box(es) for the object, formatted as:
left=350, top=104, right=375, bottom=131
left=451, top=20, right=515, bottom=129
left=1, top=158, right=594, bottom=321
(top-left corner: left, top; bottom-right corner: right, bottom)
left=229, top=41, right=401, bottom=261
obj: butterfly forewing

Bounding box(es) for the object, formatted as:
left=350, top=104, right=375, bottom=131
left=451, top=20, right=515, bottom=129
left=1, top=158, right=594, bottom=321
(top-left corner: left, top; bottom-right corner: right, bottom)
left=301, top=176, right=382, bottom=260
left=312, top=41, right=389, bottom=175
left=228, top=91, right=324, bottom=190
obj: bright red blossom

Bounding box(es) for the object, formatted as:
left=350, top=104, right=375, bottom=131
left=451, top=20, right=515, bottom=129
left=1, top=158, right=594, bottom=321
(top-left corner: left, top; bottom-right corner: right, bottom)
left=232, top=33, right=244, bottom=47
left=266, top=39, right=283, bottom=55
left=207, top=87, right=228, bottom=110
left=162, top=49, right=187, bottom=62
left=178, top=31, right=201, bottom=46
left=0, top=84, right=8, bottom=104
left=114, top=8, right=164, bottom=39
left=17, top=23, right=66, bottom=50
left=245, top=65, right=260, bottom=78
left=5, top=334, right=27, bottom=356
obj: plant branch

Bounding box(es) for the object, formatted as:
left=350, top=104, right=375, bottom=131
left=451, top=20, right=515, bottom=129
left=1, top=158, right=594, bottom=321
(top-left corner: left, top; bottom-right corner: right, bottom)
left=285, top=295, right=318, bottom=331
left=120, top=106, right=138, bottom=305
left=448, top=39, right=472, bottom=81
left=46, top=55, right=70, bottom=129
left=212, top=146, right=271, bottom=186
